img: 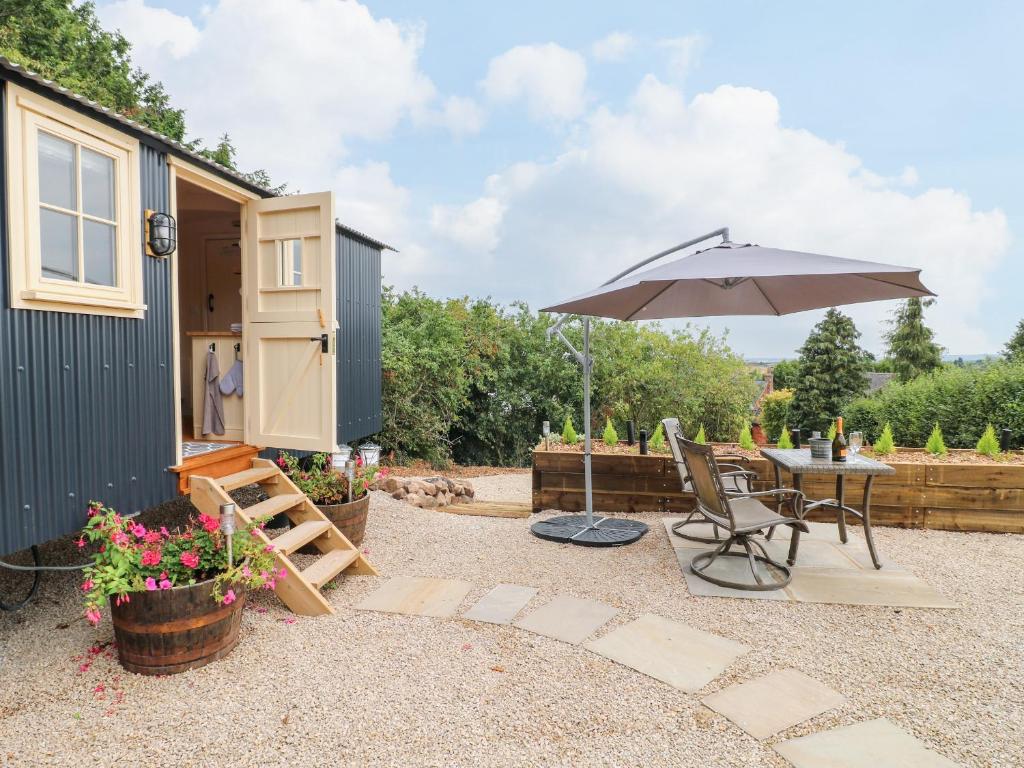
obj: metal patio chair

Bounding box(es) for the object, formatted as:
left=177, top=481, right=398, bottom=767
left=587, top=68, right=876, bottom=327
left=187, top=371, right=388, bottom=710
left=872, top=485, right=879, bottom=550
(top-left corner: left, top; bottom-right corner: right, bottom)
left=663, top=417, right=759, bottom=544
left=677, top=435, right=808, bottom=591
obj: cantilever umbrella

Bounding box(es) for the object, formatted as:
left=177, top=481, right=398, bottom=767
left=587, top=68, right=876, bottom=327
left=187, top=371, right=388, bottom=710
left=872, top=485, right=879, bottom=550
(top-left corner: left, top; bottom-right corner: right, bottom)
left=535, top=229, right=934, bottom=547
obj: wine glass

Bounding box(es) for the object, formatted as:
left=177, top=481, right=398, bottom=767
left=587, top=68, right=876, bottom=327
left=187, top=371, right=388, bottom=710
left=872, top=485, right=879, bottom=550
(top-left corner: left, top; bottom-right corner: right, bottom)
left=849, top=431, right=863, bottom=455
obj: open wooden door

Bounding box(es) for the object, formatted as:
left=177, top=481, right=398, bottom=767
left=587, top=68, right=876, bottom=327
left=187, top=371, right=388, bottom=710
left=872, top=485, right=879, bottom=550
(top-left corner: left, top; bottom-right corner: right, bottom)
left=243, top=192, right=337, bottom=452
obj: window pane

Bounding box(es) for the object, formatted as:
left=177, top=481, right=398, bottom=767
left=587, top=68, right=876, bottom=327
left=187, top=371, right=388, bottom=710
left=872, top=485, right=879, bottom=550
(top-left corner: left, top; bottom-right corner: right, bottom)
left=40, top=209, right=78, bottom=281
left=83, top=220, right=116, bottom=286
left=81, top=148, right=115, bottom=220
left=38, top=132, right=76, bottom=210
left=278, top=239, right=302, bottom=286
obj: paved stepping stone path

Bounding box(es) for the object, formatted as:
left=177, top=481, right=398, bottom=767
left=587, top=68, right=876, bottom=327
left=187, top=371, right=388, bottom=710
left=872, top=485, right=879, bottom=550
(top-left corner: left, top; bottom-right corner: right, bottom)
left=774, top=718, right=961, bottom=767
left=355, top=575, right=473, bottom=617
left=585, top=613, right=749, bottom=693
left=462, top=583, right=538, bottom=625
left=514, top=595, right=619, bottom=644
left=702, top=668, right=846, bottom=739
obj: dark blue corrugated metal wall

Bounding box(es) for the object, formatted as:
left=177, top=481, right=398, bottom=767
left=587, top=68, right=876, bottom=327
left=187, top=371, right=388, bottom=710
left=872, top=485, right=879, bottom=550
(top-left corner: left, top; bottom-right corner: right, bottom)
left=336, top=231, right=382, bottom=446
left=0, top=82, right=177, bottom=555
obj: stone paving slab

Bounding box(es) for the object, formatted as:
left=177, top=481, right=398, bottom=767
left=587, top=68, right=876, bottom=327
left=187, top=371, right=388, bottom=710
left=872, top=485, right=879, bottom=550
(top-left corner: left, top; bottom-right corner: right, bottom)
left=774, top=717, right=961, bottom=767
left=585, top=613, right=749, bottom=693
left=787, top=568, right=957, bottom=609
left=761, top=538, right=861, bottom=570
left=676, top=548, right=789, bottom=601
left=462, top=584, right=537, bottom=625
left=355, top=576, right=474, bottom=618
left=702, top=668, right=846, bottom=739
left=514, top=595, right=619, bottom=644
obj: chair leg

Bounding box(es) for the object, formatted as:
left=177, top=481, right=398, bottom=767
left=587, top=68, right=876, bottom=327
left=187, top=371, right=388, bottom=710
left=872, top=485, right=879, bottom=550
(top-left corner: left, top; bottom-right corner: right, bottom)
left=672, top=512, right=724, bottom=544
left=786, top=524, right=802, bottom=566
left=690, top=534, right=792, bottom=592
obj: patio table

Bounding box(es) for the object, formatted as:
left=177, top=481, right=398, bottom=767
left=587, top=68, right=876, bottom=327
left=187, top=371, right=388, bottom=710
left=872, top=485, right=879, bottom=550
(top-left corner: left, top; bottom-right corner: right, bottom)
left=759, top=448, right=895, bottom=569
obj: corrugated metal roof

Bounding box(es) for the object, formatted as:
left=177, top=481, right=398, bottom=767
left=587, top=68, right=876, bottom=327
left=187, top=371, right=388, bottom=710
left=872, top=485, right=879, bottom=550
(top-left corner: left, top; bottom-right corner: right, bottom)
left=0, top=55, right=396, bottom=253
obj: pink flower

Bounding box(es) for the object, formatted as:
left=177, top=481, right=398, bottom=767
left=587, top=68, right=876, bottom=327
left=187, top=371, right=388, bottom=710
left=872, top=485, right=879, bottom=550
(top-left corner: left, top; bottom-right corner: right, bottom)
left=76, top=537, right=87, bottom=549
left=112, top=532, right=130, bottom=548
left=141, top=549, right=161, bottom=567
left=281, top=617, right=296, bottom=625
left=158, top=579, right=172, bottom=590
left=81, top=579, right=94, bottom=592
left=131, top=523, right=147, bottom=538
left=276, top=456, right=287, bottom=468
left=263, top=544, right=274, bottom=553
left=179, top=551, right=200, bottom=569
left=159, top=526, right=170, bottom=539
left=241, top=565, right=252, bottom=579
left=198, top=514, right=220, bottom=534
left=263, top=579, right=276, bottom=591
left=144, top=531, right=162, bottom=544
left=85, top=608, right=102, bottom=625
left=114, top=594, right=130, bottom=606
left=145, top=577, right=158, bottom=591
left=277, top=568, right=287, bottom=580
left=221, top=589, right=236, bottom=605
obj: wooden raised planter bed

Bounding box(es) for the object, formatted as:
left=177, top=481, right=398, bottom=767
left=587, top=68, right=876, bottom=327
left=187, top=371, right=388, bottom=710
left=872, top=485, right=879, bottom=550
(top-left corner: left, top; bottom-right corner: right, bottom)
left=532, top=447, right=1024, bottom=534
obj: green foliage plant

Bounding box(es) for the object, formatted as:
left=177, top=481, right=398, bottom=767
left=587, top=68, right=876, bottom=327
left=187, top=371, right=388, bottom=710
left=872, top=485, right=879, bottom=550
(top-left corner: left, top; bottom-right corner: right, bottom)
left=826, top=420, right=837, bottom=441
left=602, top=418, right=619, bottom=447
left=884, top=298, right=943, bottom=382
left=777, top=426, right=794, bottom=449
left=976, top=424, right=1001, bottom=457
left=277, top=451, right=381, bottom=504
left=562, top=416, right=578, bottom=445
left=873, top=423, right=896, bottom=455
left=738, top=421, right=755, bottom=450
left=649, top=423, right=666, bottom=452
left=1005, top=319, right=1024, bottom=363
left=760, top=389, right=793, bottom=445
left=925, top=423, right=948, bottom=455
left=694, top=424, right=707, bottom=444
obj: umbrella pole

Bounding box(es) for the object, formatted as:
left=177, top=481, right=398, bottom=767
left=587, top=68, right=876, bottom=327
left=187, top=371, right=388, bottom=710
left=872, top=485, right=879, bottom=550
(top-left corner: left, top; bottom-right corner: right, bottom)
left=583, top=316, right=594, bottom=528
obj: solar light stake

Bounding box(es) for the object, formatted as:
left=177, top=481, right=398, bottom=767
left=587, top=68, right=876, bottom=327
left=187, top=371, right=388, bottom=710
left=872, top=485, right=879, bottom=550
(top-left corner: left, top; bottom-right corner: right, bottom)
left=790, top=428, right=801, bottom=449
left=219, top=503, right=236, bottom=569
left=1001, top=428, right=1012, bottom=453
left=626, top=421, right=636, bottom=446
left=639, top=429, right=648, bottom=455
left=345, top=460, right=356, bottom=504
left=542, top=420, right=550, bottom=451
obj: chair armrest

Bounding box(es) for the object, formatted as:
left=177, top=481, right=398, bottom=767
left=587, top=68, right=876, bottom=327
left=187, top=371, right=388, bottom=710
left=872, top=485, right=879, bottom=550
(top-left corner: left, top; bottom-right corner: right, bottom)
left=715, top=454, right=750, bottom=464
left=734, top=488, right=806, bottom=503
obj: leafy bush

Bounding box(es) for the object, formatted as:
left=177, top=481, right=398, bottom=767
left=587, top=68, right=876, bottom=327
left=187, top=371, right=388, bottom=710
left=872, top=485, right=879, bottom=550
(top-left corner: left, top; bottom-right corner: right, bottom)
left=602, top=418, right=618, bottom=446
left=694, top=424, right=707, bottom=444
left=649, top=423, right=666, bottom=452
left=562, top=416, right=578, bottom=445
left=777, top=426, right=794, bottom=449
left=842, top=361, right=1024, bottom=449
left=826, top=420, right=837, bottom=441
left=873, top=423, right=895, bottom=455
left=925, top=423, right=947, bottom=455
left=976, top=424, right=1001, bottom=457
left=739, top=422, right=755, bottom=450
left=771, top=359, right=800, bottom=390
left=760, top=389, right=793, bottom=445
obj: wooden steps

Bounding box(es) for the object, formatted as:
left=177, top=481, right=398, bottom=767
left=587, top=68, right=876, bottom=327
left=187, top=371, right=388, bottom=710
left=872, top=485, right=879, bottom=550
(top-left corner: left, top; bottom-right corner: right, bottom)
left=189, top=458, right=377, bottom=615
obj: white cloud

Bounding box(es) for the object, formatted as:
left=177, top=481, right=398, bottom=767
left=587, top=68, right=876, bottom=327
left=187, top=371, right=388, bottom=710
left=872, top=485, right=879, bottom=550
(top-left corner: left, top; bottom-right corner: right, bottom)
left=591, top=32, right=635, bottom=62
left=481, top=43, right=587, bottom=121
left=430, top=197, right=506, bottom=252
left=446, top=77, right=1009, bottom=354
left=430, top=95, right=486, bottom=138
left=658, top=34, right=707, bottom=80
left=98, top=0, right=201, bottom=71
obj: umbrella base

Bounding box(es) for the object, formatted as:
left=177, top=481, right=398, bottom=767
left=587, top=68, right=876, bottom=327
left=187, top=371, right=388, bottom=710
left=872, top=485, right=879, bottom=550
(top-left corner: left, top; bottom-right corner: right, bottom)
left=530, top=515, right=649, bottom=547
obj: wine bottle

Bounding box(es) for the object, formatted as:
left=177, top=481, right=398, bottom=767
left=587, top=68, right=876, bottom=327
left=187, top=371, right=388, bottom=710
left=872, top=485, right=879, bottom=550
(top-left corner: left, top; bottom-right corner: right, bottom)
left=832, top=416, right=848, bottom=462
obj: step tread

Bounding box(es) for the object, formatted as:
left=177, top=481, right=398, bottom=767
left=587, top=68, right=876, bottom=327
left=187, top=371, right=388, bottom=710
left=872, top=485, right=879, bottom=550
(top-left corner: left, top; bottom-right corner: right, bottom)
left=271, top=520, right=332, bottom=555
left=242, top=494, right=305, bottom=521
left=302, top=548, right=360, bottom=589
left=217, top=466, right=279, bottom=492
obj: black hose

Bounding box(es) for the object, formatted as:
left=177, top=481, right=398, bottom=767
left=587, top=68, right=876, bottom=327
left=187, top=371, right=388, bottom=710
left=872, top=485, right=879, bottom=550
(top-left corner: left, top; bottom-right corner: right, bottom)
left=0, top=545, right=42, bottom=612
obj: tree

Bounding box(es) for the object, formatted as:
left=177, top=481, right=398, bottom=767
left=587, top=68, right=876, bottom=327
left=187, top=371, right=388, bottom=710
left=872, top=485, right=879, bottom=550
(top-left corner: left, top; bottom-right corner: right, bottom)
left=1004, top=319, right=1024, bottom=363
left=770, top=359, right=800, bottom=390
left=884, top=298, right=943, bottom=382
left=789, top=309, right=869, bottom=435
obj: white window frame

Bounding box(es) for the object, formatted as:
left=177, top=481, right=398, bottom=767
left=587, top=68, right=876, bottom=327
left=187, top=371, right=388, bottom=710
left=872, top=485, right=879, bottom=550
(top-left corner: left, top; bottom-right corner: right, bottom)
left=5, top=83, right=144, bottom=317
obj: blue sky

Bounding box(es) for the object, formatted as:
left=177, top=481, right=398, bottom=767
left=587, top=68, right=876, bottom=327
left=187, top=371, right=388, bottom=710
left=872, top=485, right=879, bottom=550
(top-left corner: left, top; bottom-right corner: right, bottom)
left=100, top=1, right=1021, bottom=357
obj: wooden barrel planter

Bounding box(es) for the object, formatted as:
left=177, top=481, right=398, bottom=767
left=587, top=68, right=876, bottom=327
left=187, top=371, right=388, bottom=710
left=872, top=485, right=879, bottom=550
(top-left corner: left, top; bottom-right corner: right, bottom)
left=110, top=579, right=246, bottom=676
left=317, top=493, right=370, bottom=546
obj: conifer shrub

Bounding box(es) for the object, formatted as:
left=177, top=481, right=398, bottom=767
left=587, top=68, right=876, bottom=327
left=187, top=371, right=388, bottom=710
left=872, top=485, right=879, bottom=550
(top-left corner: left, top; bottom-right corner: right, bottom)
left=649, top=423, right=666, bottom=452
left=925, top=423, right=947, bottom=455
left=976, top=424, right=1001, bottom=457
left=739, top=421, right=755, bottom=450
left=602, top=418, right=618, bottom=447
left=826, top=420, right=837, bottom=441
left=562, top=416, right=578, bottom=445
left=873, top=423, right=896, bottom=455
left=694, top=424, right=707, bottom=445
left=777, top=426, right=794, bottom=449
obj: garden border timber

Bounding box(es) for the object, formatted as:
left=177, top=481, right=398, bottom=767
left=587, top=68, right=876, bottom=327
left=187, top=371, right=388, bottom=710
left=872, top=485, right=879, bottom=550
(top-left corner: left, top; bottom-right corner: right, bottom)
left=531, top=447, right=1024, bottom=534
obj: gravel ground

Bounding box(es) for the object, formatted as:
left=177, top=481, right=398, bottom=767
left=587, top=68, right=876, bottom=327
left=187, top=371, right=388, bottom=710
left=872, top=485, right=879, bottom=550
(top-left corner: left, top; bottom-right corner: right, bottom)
left=1, top=474, right=1022, bottom=767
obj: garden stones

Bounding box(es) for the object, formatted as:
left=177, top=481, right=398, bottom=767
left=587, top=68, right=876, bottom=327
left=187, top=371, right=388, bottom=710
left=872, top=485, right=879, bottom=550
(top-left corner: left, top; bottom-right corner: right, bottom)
left=389, top=477, right=475, bottom=509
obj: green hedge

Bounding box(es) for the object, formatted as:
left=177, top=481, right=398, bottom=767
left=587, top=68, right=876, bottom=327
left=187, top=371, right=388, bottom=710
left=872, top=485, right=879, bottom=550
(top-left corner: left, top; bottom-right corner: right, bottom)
left=760, top=389, right=793, bottom=443
left=843, top=362, right=1024, bottom=449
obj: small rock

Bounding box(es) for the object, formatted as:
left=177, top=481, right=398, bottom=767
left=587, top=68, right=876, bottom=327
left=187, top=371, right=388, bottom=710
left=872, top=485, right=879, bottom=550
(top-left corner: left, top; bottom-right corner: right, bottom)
left=391, top=488, right=408, bottom=500
left=382, top=477, right=402, bottom=493
left=421, top=496, right=439, bottom=509
left=405, top=494, right=423, bottom=507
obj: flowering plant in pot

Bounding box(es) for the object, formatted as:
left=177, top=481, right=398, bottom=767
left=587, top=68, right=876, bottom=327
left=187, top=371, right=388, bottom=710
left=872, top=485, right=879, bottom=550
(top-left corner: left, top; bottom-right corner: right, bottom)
left=78, top=501, right=281, bottom=674
left=276, top=451, right=385, bottom=545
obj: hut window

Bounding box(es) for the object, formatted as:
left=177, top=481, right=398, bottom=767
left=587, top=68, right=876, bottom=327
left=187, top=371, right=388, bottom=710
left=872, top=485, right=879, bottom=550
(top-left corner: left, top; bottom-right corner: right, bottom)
left=6, top=83, right=144, bottom=318
left=278, top=239, right=303, bottom=287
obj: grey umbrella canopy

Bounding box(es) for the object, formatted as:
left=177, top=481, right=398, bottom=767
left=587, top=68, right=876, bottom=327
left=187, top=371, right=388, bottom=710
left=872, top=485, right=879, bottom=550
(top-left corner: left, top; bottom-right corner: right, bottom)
left=542, top=241, right=934, bottom=320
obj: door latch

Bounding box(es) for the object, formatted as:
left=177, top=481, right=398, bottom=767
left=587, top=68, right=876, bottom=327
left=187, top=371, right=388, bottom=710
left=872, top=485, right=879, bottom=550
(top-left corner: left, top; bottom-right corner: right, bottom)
left=310, top=334, right=329, bottom=353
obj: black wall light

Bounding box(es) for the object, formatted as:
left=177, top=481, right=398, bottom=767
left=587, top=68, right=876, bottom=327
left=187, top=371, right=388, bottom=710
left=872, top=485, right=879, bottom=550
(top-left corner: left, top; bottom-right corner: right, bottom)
left=145, top=209, right=177, bottom=257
